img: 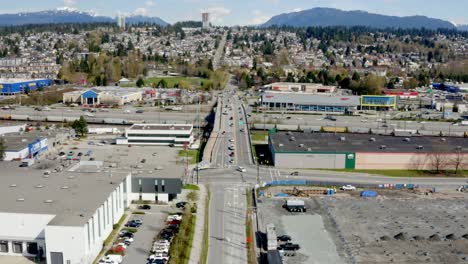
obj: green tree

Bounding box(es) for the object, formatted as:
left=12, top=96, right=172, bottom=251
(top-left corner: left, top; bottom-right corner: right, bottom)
left=136, top=77, right=145, bottom=88
left=0, top=139, right=5, bottom=161
left=352, top=71, right=360, bottom=81
left=71, top=116, right=88, bottom=137
left=157, top=79, right=168, bottom=88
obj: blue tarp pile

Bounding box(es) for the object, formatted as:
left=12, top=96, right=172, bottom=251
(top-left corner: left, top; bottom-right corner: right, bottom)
left=274, top=193, right=290, bottom=197
left=265, top=180, right=307, bottom=186
left=360, top=190, right=378, bottom=197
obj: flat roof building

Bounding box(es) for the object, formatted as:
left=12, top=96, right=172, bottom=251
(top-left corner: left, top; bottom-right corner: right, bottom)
left=0, top=78, right=51, bottom=95
left=63, top=87, right=143, bottom=106
left=117, top=124, right=194, bottom=147
left=263, top=82, right=337, bottom=94
left=0, top=158, right=182, bottom=263
left=269, top=131, right=468, bottom=170
left=260, top=91, right=360, bottom=113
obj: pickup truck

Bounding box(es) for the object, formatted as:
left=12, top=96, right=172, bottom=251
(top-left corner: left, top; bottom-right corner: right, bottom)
left=341, top=185, right=357, bottom=191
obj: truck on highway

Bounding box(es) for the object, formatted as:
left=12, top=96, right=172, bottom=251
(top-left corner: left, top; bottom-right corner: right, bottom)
left=283, top=199, right=306, bottom=212
left=460, top=120, right=468, bottom=126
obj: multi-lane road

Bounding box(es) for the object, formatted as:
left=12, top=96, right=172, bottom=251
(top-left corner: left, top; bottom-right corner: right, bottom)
left=206, top=80, right=251, bottom=264
left=0, top=106, right=206, bottom=124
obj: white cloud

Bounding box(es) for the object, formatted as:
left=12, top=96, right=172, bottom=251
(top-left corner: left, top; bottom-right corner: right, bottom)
left=134, top=7, right=149, bottom=16
left=203, top=6, right=231, bottom=24
left=145, top=1, right=155, bottom=7
left=63, top=0, right=76, bottom=7
left=249, top=10, right=271, bottom=25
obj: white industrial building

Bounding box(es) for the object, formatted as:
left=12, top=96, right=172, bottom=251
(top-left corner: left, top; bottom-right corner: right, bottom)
left=1, top=126, right=74, bottom=161
left=116, top=124, right=194, bottom=147
left=0, top=160, right=181, bottom=264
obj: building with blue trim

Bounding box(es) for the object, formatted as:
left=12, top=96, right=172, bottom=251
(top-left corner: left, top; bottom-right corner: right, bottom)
left=0, top=79, right=52, bottom=95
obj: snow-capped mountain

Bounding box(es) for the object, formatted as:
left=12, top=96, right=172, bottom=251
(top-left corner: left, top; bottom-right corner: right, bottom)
left=0, top=9, right=168, bottom=26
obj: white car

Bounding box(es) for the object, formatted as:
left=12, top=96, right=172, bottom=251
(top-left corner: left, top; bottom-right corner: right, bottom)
left=229, top=139, right=235, bottom=143
left=148, top=253, right=169, bottom=261
left=340, top=185, right=357, bottom=191
left=101, top=255, right=123, bottom=264
left=154, top=239, right=170, bottom=247
left=167, top=215, right=182, bottom=221
left=236, top=166, right=246, bottom=172
left=98, top=260, right=116, bottom=264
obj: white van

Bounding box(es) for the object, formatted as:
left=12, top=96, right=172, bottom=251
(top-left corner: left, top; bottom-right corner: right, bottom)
left=102, top=255, right=123, bottom=264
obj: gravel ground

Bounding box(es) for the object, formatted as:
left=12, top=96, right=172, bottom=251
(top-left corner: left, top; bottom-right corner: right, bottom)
left=319, top=192, right=468, bottom=264
left=258, top=189, right=468, bottom=264
left=257, top=197, right=345, bottom=264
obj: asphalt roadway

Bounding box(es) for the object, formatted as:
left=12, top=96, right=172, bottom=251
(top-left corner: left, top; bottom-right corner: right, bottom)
left=206, top=81, right=250, bottom=264
left=1, top=106, right=206, bottom=124
left=200, top=167, right=468, bottom=191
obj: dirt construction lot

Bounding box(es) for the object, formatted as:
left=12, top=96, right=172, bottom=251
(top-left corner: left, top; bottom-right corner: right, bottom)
left=320, top=191, right=468, bottom=264
left=258, top=189, right=468, bottom=264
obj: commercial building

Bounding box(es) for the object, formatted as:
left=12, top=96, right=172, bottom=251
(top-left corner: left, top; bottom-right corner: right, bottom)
left=360, top=95, right=397, bottom=110
left=0, top=159, right=181, bottom=264
left=263, top=82, right=337, bottom=94
left=202, top=12, right=210, bottom=29
left=0, top=79, right=51, bottom=95
left=269, top=131, right=468, bottom=170
left=260, top=91, right=360, bottom=113
left=117, top=124, right=194, bottom=147
left=116, top=14, right=126, bottom=29
left=63, top=88, right=143, bottom=106
left=384, top=90, right=419, bottom=99
left=1, top=127, right=74, bottom=161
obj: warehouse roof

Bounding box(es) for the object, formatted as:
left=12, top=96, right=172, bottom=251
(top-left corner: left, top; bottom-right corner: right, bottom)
left=129, top=124, right=193, bottom=131
left=2, top=134, right=45, bottom=151
left=270, top=132, right=468, bottom=154
left=0, top=161, right=129, bottom=226
left=0, top=78, right=49, bottom=84
left=261, top=92, right=360, bottom=106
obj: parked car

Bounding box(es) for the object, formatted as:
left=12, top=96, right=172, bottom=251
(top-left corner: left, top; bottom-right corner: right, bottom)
left=290, top=171, right=299, bottom=176
left=139, top=204, right=151, bottom=210
left=277, top=235, right=292, bottom=242
left=340, top=185, right=357, bottom=191
left=278, top=243, right=300, bottom=251
left=125, top=220, right=141, bottom=228
left=77, top=152, right=83, bottom=157
left=136, top=110, right=144, bottom=114
left=167, top=214, right=182, bottom=221
left=119, top=232, right=134, bottom=238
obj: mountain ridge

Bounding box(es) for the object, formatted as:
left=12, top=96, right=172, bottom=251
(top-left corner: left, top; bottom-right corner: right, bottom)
left=0, top=9, right=168, bottom=26
left=262, top=7, right=456, bottom=30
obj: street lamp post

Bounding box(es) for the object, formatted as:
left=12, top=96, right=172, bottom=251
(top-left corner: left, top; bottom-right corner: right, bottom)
left=257, top=154, right=264, bottom=185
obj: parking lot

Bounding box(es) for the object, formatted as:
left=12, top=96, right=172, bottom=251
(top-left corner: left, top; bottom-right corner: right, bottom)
left=257, top=197, right=344, bottom=264
left=123, top=207, right=169, bottom=264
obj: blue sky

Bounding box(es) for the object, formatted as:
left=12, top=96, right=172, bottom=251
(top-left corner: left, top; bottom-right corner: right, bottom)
left=0, top=0, right=467, bottom=25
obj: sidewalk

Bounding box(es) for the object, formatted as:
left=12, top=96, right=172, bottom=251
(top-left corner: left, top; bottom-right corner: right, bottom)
left=188, top=184, right=208, bottom=264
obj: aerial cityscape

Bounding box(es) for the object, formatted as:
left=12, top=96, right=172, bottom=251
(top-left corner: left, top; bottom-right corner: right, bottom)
left=0, top=1, right=467, bottom=264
